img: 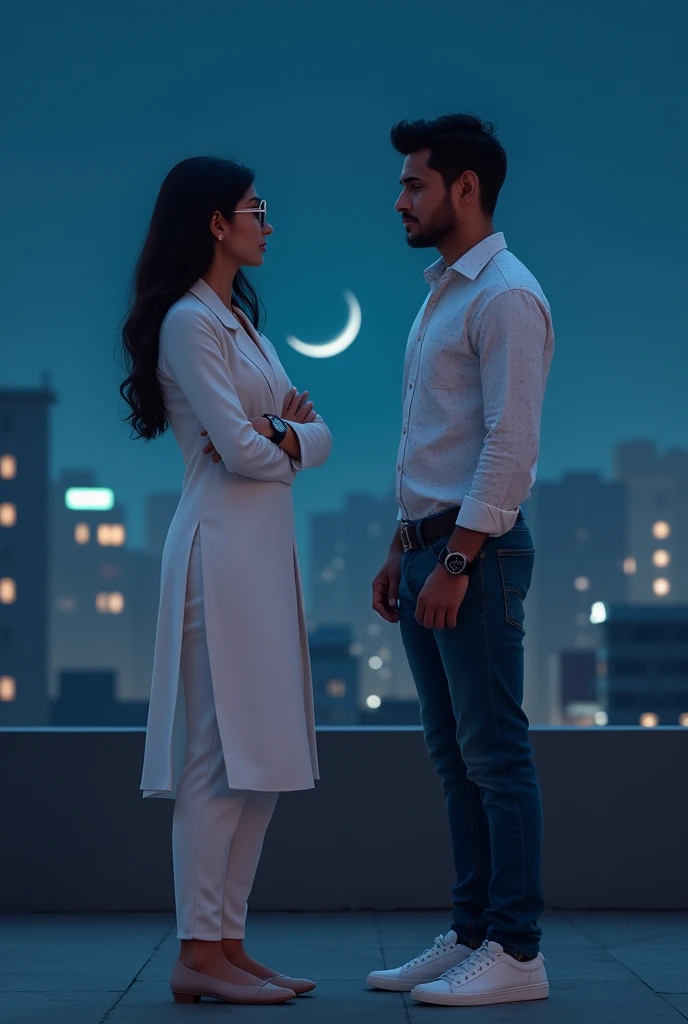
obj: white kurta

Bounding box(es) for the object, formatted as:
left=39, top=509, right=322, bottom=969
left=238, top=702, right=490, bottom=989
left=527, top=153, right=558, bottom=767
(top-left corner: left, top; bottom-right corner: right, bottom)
left=140, top=279, right=332, bottom=799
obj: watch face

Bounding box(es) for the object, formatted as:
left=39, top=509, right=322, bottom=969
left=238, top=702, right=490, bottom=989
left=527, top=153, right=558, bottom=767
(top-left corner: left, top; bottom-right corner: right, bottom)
left=445, top=551, right=467, bottom=574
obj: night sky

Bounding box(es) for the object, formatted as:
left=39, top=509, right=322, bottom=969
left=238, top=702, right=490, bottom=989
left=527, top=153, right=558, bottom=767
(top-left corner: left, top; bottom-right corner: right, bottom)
left=2, top=0, right=686, bottom=572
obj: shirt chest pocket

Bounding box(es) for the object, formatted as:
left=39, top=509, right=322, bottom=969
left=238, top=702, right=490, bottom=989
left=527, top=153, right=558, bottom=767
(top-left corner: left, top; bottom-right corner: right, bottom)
left=419, top=331, right=476, bottom=391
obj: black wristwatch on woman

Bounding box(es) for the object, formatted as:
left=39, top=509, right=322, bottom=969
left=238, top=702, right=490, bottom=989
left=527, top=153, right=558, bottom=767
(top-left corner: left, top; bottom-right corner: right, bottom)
left=262, top=414, right=289, bottom=446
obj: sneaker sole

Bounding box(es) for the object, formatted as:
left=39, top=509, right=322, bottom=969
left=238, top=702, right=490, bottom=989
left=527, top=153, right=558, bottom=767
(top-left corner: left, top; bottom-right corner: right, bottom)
left=411, top=982, right=550, bottom=1006
left=366, top=974, right=420, bottom=992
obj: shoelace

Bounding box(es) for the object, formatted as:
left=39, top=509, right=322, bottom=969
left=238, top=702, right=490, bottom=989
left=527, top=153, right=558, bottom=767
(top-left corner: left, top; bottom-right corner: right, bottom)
left=404, top=934, right=453, bottom=969
left=441, top=942, right=498, bottom=988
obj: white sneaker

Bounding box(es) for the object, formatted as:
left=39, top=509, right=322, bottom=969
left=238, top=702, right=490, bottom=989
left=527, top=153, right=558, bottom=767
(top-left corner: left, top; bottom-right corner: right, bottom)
left=410, top=940, right=549, bottom=1006
left=366, top=930, right=473, bottom=992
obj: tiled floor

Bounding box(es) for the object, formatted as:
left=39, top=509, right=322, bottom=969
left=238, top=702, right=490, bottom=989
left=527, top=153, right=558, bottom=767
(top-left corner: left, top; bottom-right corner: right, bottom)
left=2, top=911, right=687, bottom=1023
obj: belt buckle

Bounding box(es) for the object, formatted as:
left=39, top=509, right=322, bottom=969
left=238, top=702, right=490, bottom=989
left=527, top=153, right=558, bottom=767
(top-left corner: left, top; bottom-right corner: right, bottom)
left=399, top=522, right=414, bottom=553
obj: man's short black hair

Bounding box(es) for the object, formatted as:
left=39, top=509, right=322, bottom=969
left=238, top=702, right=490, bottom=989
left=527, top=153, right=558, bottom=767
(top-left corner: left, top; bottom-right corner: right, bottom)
left=391, top=113, right=507, bottom=216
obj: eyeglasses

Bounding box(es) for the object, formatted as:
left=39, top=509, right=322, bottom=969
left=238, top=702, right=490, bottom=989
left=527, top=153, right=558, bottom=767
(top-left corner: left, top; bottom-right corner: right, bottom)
left=234, top=199, right=267, bottom=229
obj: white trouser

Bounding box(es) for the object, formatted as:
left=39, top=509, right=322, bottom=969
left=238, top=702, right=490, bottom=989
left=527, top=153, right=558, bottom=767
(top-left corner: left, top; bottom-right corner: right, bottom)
left=172, top=530, right=278, bottom=940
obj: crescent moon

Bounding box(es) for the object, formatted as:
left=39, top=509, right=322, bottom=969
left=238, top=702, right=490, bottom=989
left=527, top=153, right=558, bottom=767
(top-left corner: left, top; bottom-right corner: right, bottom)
left=285, top=289, right=361, bottom=358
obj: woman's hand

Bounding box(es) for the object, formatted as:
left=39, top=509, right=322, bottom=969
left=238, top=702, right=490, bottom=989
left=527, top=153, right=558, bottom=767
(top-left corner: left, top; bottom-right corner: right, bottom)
left=200, top=390, right=315, bottom=462
left=282, top=387, right=317, bottom=424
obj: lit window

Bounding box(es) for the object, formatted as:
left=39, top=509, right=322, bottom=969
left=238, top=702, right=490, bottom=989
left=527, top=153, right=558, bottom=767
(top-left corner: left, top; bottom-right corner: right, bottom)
left=95, top=591, right=125, bottom=614
left=679, top=713, right=688, bottom=728
left=0, top=676, right=16, bottom=701
left=97, top=523, right=126, bottom=547
left=0, top=503, right=17, bottom=528
left=623, top=557, right=637, bottom=575
left=639, top=713, right=659, bottom=727
left=74, top=523, right=90, bottom=545
left=589, top=602, right=607, bottom=624
left=366, top=694, right=382, bottom=709
left=652, top=549, right=671, bottom=568
left=0, top=578, right=17, bottom=604
left=574, top=576, right=591, bottom=591
left=368, top=656, right=383, bottom=670
left=107, top=592, right=124, bottom=614
left=594, top=711, right=608, bottom=726
left=326, top=679, right=347, bottom=698
left=0, top=455, right=17, bottom=480
left=652, top=521, right=671, bottom=540
left=653, top=578, right=671, bottom=597
left=66, top=487, right=114, bottom=511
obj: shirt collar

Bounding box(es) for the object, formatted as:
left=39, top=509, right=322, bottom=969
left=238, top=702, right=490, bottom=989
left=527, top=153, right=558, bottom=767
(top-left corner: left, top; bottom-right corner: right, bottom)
left=188, top=278, right=240, bottom=330
left=423, top=231, right=508, bottom=285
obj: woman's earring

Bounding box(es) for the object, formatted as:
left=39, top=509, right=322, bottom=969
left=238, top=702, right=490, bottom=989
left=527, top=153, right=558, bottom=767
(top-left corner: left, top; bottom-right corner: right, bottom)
left=218, top=233, right=224, bottom=242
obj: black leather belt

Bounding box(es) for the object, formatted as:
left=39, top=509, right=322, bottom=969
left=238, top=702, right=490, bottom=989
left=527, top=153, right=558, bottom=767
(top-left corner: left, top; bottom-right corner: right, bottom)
left=399, top=507, right=461, bottom=553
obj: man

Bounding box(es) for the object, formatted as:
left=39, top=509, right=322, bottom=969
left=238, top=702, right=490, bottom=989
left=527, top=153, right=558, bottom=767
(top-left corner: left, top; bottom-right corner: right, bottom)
left=368, top=114, right=554, bottom=1007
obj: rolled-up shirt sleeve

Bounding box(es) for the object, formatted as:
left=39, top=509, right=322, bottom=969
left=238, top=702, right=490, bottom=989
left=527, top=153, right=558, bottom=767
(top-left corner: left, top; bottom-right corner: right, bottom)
left=160, top=306, right=297, bottom=485
left=456, top=288, right=549, bottom=537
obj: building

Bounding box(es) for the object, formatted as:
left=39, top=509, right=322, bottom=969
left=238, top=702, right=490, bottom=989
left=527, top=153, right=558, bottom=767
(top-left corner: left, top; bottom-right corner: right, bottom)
left=599, top=605, right=688, bottom=727
left=527, top=473, right=629, bottom=724
left=0, top=378, right=57, bottom=726
left=614, top=440, right=688, bottom=605
left=310, top=489, right=417, bottom=713
left=308, top=625, right=359, bottom=725
left=49, top=669, right=149, bottom=727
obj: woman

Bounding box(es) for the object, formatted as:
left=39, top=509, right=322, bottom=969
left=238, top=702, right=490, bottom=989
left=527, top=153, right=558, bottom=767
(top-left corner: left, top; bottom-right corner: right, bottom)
left=119, top=156, right=332, bottom=1006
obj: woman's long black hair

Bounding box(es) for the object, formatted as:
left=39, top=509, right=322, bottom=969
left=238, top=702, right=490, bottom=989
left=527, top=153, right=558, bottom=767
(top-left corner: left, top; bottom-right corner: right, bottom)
left=119, top=156, right=262, bottom=441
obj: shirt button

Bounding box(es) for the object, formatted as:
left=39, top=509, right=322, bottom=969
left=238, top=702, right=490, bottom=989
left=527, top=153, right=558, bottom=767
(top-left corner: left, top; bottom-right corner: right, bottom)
left=397, top=465, right=401, bottom=471
left=409, top=382, right=414, bottom=389
left=402, top=426, right=407, bottom=433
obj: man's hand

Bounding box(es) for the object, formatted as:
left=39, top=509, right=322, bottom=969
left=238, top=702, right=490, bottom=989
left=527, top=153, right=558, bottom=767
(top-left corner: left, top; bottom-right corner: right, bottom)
left=416, top=563, right=469, bottom=629
left=372, top=552, right=402, bottom=624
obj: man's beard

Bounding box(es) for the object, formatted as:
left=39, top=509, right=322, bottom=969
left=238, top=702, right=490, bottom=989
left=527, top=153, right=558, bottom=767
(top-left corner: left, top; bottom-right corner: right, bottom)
left=405, top=192, right=457, bottom=249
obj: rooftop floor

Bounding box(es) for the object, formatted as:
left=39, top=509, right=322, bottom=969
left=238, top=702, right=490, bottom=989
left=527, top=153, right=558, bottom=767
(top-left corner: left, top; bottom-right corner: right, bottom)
left=3, top=910, right=688, bottom=1023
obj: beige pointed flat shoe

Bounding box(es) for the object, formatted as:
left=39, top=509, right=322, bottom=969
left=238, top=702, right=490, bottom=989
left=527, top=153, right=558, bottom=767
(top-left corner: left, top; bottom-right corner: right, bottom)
left=170, top=960, right=296, bottom=1004
left=266, top=973, right=317, bottom=995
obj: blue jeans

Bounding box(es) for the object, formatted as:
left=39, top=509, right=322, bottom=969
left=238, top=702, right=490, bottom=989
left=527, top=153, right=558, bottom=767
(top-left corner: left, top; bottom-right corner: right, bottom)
left=398, top=508, right=545, bottom=958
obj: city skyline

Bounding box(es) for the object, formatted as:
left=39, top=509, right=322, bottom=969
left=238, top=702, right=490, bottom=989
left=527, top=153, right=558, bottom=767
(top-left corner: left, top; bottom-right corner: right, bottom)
left=2, top=1, right=686, bottom=555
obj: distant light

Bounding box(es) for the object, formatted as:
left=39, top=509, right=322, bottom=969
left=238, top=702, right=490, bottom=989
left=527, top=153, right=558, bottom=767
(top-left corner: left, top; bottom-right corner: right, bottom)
left=623, top=557, right=637, bottom=575
left=74, top=523, right=90, bottom=545
left=348, top=642, right=363, bottom=657
left=368, top=656, right=383, bottom=670
left=590, top=602, right=607, bottom=624
left=326, top=679, right=347, bottom=698
left=679, top=713, right=688, bottom=728
left=320, top=569, right=335, bottom=582
left=574, top=576, right=591, bottom=591
left=0, top=676, right=16, bottom=702
left=0, top=502, right=17, bottom=527
left=97, top=523, right=126, bottom=547
left=65, top=487, right=114, bottom=511
left=379, top=667, right=392, bottom=681
left=652, top=521, right=671, bottom=540
left=366, top=695, right=382, bottom=709
left=639, top=712, right=659, bottom=728
left=0, top=455, right=17, bottom=480
left=653, top=578, right=671, bottom=597
left=331, top=556, right=345, bottom=570
left=594, top=711, right=608, bottom=726
left=652, top=549, right=671, bottom=568
left=55, top=595, right=77, bottom=613
left=0, top=578, right=17, bottom=604
left=378, top=647, right=392, bottom=661
left=367, top=623, right=381, bottom=636
left=107, top=592, right=125, bottom=614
